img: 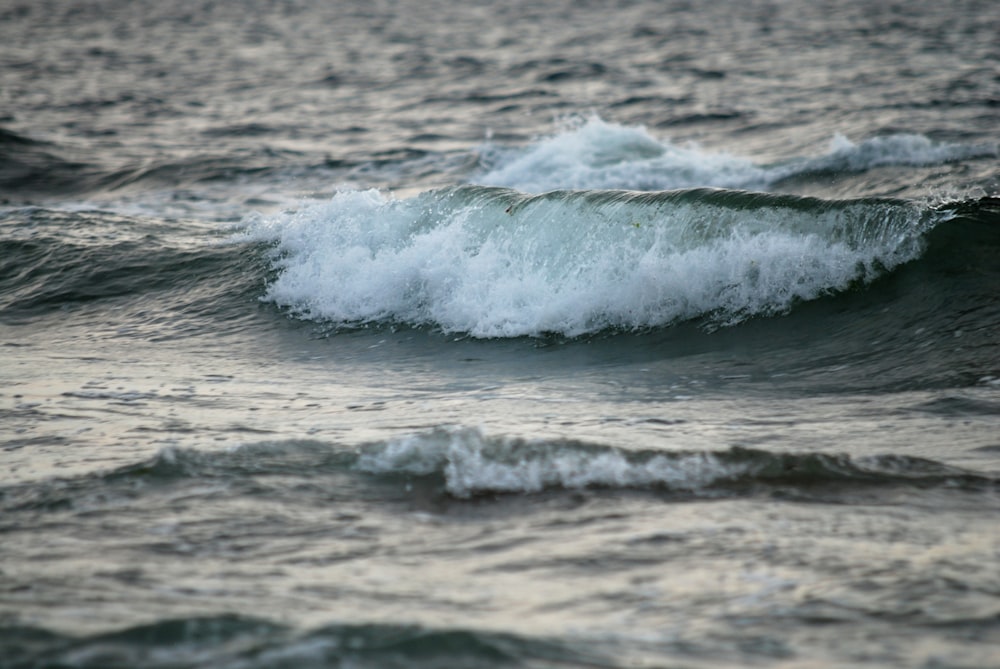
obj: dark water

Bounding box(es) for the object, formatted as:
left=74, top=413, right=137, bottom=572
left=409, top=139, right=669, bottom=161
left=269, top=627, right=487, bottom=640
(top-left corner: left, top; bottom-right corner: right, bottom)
left=2, top=1, right=999, bottom=667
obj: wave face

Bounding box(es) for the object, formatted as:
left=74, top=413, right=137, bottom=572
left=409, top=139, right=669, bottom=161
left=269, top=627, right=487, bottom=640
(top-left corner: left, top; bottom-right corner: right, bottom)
left=475, top=117, right=999, bottom=192
left=242, top=185, right=939, bottom=337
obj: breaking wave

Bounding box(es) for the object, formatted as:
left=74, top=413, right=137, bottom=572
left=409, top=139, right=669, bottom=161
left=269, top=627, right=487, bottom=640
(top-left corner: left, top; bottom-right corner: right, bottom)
left=240, top=185, right=940, bottom=337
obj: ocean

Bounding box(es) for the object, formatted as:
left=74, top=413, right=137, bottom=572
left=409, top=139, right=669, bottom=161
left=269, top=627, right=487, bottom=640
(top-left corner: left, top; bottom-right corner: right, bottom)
left=1, top=0, right=999, bottom=667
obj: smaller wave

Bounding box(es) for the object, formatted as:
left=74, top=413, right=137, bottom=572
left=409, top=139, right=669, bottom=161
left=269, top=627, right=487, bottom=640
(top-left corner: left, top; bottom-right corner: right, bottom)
left=474, top=116, right=999, bottom=193
left=356, top=427, right=739, bottom=498
left=3, top=431, right=994, bottom=516
left=355, top=427, right=994, bottom=499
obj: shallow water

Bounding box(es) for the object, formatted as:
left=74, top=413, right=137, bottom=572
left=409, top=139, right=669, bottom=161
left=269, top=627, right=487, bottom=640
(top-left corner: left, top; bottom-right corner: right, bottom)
left=2, top=1, right=999, bottom=667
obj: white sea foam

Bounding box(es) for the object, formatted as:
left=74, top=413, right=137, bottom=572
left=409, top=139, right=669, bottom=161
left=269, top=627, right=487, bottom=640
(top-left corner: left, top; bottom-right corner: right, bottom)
left=355, top=427, right=745, bottom=497
left=475, top=116, right=998, bottom=193
left=242, top=184, right=931, bottom=337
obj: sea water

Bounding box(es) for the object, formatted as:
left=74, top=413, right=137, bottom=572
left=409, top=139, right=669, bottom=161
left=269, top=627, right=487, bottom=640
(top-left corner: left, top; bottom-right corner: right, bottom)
left=1, top=1, right=999, bottom=667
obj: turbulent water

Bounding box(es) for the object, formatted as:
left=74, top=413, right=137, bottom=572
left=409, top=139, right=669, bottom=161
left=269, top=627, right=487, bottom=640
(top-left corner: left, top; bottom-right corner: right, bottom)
left=2, top=1, right=999, bottom=667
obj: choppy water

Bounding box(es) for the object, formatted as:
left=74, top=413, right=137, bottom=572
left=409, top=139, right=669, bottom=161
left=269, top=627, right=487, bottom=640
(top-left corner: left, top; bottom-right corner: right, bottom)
left=2, top=1, right=999, bottom=667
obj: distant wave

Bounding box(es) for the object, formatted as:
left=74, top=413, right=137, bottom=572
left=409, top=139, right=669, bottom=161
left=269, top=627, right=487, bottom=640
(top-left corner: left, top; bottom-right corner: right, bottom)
left=474, top=116, right=999, bottom=192
left=241, top=185, right=939, bottom=337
